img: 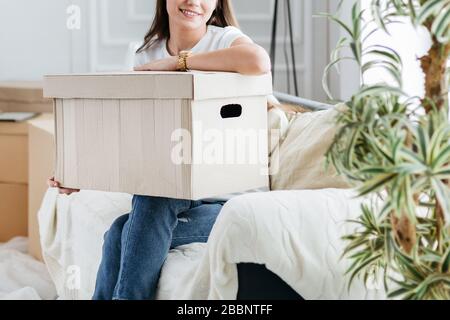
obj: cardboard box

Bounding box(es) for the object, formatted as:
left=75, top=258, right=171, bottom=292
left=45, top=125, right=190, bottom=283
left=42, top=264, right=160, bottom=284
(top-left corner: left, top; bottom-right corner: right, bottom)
left=28, top=113, right=54, bottom=260
left=0, top=183, right=28, bottom=242
left=44, top=72, right=272, bottom=200
left=0, top=122, right=28, bottom=184
left=0, top=120, right=29, bottom=243
left=0, top=82, right=53, bottom=113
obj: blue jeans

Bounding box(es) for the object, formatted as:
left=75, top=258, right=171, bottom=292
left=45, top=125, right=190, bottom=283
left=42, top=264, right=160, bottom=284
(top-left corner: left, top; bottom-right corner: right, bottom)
left=92, top=195, right=225, bottom=300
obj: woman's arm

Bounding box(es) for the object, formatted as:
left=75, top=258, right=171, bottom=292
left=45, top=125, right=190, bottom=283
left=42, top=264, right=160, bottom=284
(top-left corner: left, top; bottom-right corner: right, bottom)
left=187, top=38, right=271, bottom=75
left=134, top=37, right=271, bottom=75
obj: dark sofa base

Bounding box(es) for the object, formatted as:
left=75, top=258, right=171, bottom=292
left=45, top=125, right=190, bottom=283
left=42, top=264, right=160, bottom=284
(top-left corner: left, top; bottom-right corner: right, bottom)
left=236, top=263, right=303, bottom=300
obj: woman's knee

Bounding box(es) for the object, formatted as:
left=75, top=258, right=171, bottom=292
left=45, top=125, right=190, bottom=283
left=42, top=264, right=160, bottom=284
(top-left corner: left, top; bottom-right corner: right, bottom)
left=104, top=214, right=129, bottom=241
left=131, top=194, right=154, bottom=208
left=131, top=194, right=190, bottom=219
left=131, top=194, right=171, bottom=209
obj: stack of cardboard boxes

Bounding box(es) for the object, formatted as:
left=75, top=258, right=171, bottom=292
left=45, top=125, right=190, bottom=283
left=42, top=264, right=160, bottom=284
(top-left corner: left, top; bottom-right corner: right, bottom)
left=0, top=119, right=28, bottom=241
left=0, top=82, right=53, bottom=260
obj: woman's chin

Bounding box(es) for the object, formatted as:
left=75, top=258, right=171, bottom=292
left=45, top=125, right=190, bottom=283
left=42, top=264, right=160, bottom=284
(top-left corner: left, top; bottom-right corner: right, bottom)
left=176, top=19, right=205, bottom=30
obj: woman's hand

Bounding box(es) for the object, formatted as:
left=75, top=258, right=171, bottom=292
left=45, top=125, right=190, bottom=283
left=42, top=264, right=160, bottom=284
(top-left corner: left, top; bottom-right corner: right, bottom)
left=47, top=176, right=80, bottom=195
left=134, top=56, right=178, bottom=71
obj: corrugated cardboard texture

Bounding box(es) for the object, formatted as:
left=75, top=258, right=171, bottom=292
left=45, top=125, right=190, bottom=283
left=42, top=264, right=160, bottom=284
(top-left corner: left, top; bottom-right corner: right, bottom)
left=44, top=71, right=273, bottom=100
left=55, top=98, right=193, bottom=198
left=47, top=72, right=271, bottom=199
left=0, top=81, right=53, bottom=113
left=0, top=122, right=28, bottom=184
left=54, top=97, right=269, bottom=199
left=28, top=113, right=54, bottom=261
left=0, top=183, right=28, bottom=242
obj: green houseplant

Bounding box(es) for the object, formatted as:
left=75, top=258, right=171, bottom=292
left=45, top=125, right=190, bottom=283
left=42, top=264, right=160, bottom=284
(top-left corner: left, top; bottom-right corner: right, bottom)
left=322, top=0, right=450, bottom=299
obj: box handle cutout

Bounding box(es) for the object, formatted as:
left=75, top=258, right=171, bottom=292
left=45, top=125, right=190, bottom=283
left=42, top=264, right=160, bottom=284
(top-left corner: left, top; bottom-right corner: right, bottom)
left=220, top=104, right=242, bottom=119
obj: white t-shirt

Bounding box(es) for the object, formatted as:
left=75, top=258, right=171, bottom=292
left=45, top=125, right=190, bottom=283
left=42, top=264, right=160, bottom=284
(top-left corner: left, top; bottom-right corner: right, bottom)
left=134, top=25, right=252, bottom=68
left=134, top=25, right=268, bottom=202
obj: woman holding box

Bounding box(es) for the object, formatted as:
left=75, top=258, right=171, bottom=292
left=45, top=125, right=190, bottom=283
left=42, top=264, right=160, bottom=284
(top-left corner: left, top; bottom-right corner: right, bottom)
left=48, top=0, right=270, bottom=300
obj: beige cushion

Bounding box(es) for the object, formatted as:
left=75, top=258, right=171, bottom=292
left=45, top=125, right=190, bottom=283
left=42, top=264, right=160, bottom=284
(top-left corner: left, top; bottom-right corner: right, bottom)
left=270, top=104, right=351, bottom=190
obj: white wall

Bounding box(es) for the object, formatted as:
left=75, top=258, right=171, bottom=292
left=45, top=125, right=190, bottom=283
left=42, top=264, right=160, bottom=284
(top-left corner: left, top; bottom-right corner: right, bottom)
left=360, top=0, right=433, bottom=99
left=0, top=0, right=343, bottom=102
left=362, top=1, right=449, bottom=121
left=327, top=0, right=361, bottom=101
left=0, top=0, right=74, bottom=79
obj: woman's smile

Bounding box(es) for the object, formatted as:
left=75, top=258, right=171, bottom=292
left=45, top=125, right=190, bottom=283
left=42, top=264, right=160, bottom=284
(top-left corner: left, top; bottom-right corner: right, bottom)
left=179, top=8, right=203, bottom=19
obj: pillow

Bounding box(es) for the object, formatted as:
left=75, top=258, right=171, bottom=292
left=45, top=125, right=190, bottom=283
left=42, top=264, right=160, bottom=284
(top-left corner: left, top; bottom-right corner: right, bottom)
left=270, top=104, right=351, bottom=190
left=266, top=94, right=309, bottom=156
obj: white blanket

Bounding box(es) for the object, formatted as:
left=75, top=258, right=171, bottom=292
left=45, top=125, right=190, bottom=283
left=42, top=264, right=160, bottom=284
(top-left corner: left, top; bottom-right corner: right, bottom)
left=38, top=188, right=387, bottom=300
left=0, top=237, right=56, bottom=300
left=160, top=190, right=386, bottom=300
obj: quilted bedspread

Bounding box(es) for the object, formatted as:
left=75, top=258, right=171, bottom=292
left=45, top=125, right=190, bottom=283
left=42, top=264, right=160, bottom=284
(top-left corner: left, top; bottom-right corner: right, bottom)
left=38, top=188, right=387, bottom=300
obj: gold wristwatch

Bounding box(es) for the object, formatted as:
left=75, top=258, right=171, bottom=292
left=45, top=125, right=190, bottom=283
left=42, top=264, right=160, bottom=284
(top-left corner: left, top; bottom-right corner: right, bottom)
left=177, top=50, right=192, bottom=72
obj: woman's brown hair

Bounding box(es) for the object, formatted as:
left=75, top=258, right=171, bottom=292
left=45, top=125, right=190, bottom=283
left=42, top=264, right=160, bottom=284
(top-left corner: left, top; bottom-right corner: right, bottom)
left=136, top=0, right=239, bottom=53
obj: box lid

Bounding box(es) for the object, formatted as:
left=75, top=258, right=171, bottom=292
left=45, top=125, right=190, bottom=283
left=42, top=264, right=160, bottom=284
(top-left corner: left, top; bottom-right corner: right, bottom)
left=0, top=81, right=51, bottom=103
left=43, top=71, right=273, bottom=101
